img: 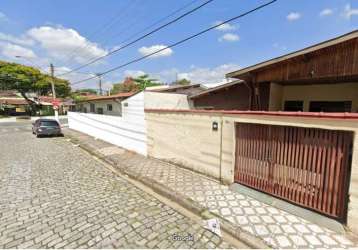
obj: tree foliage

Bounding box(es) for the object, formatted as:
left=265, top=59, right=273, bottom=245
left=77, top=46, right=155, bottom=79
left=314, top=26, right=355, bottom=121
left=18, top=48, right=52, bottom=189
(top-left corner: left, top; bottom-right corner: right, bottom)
left=175, top=78, right=191, bottom=85
left=35, top=75, right=71, bottom=97
left=133, top=74, right=160, bottom=90
left=74, top=88, right=98, bottom=94
left=0, top=60, right=70, bottom=115
left=0, top=60, right=71, bottom=100
left=111, top=78, right=139, bottom=94
left=111, top=74, right=161, bottom=94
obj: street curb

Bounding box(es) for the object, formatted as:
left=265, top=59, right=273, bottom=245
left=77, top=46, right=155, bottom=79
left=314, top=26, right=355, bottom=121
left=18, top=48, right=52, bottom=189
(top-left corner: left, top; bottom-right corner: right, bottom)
left=64, top=132, right=269, bottom=249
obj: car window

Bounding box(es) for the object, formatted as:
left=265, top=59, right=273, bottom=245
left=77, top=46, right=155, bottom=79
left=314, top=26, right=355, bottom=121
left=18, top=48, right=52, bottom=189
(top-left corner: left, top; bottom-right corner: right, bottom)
left=40, top=121, right=59, bottom=127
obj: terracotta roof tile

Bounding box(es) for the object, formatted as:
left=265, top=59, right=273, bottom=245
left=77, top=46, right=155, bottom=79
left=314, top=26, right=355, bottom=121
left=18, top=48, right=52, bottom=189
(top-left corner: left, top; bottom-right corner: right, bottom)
left=0, top=98, right=28, bottom=105
left=80, top=92, right=137, bottom=102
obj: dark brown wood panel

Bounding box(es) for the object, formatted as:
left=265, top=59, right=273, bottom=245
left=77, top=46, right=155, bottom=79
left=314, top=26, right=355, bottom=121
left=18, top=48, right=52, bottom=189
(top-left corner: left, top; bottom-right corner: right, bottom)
left=234, top=123, right=353, bottom=219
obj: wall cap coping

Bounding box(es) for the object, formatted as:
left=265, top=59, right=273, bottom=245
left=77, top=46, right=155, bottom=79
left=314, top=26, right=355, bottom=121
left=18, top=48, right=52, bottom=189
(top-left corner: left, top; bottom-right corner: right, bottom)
left=145, top=109, right=358, bottom=120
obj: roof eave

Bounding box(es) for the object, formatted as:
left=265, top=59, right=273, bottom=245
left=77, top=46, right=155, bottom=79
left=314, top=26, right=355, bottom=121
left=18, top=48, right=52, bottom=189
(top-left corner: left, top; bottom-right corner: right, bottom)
left=226, top=29, right=358, bottom=79
left=189, top=80, right=243, bottom=99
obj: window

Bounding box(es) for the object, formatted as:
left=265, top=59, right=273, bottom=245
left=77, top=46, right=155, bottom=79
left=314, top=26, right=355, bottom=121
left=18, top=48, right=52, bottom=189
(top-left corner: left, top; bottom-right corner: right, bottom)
left=97, top=107, right=104, bottom=114
left=90, top=103, right=95, bottom=113
left=309, top=101, right=352, bottom=112
left=107, top=104, right=113, bottom=111
left=40, top=121, right=59, bottom=127
left=284, top=101, right=304, bottom=111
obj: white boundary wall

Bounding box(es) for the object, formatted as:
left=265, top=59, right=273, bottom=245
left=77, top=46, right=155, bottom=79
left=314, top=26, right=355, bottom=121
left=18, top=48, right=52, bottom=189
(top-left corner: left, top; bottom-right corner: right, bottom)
left=68, top=92, right=147, bottom=155
left=68, top=91, right=192, bottom=156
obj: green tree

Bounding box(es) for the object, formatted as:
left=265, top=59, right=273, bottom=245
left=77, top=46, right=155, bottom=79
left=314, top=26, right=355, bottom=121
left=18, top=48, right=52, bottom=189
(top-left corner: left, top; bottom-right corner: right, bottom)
left=75, top=88, right=98, bottom=94
left=70, top=88, right=98, bottom=102
left=35, top=75, right=71, bottom=97
left=0, top=62, right=41, bottom=108
left=110, top=74, right=162, bottom=94
left=111, top=78, right=139, bottom=94
left=133, top=74, right=161, bottom=90
left=175, top=78, right=191, bottom=85
left=0, top=61, right=70, bottom=98
left=0, top=60, right=71, bottom=113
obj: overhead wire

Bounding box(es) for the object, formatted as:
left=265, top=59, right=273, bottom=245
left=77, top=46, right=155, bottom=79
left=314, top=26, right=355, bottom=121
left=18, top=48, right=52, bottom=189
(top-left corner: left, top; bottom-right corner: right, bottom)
left=71, top=0, right=278, bottom=86
left=58, top=0, right=142, bottom=68
left=56, top=0, right=215, bottom=77
left=105, top=0, right=201, bottom=48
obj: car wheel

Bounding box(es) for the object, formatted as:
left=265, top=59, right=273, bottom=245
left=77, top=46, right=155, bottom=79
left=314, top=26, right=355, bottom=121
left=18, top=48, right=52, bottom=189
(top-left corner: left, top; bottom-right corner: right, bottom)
left=36, top=134, right=41, bottom=138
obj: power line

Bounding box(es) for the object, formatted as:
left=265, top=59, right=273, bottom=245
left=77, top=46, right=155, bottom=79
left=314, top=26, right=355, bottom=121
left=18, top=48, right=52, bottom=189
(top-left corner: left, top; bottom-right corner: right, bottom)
left=71, top=0, right=277, bottom=86
left=59, top=0, right=142, bottom=68
left=57, top=0, right=215, bottom=77
left=14, top=56, right=49, bottom=72
left=56, top=0, right=200, bottom=79
left=53, top=67, right=95, bottom=76
left=61, top=0, right=199, bottom=74
left=104, top=0, right=200, bottom=49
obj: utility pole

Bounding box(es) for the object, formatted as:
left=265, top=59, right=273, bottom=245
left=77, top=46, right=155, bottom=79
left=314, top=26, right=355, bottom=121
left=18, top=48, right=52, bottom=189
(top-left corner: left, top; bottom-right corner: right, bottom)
left=50, top=63, right=59, bottom=121
left=96, top=73, right=102, bottom=95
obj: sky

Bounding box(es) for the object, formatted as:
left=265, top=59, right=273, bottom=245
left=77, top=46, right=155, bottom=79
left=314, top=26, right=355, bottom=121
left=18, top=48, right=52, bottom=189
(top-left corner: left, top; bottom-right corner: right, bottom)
left=0, top=0, right=357, bottom=90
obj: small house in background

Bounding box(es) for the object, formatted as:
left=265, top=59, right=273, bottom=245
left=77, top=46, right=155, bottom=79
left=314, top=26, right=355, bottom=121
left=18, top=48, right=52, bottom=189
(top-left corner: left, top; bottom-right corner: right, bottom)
left=74, top=84, right=208, bottom=116
left=37, top=96, right=75, bottom=115
left=68, top=84, right=205, bottom=156
left=191, top=30, right=358, bottom=112
left=0, top=98, right=29, bottom=115
left=75, top=92, right=136, bottom=116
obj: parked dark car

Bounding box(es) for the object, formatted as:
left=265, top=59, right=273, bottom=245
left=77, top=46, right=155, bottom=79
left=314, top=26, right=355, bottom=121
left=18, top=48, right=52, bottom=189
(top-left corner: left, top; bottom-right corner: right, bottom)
left=32, top=119, right=62, bottom=137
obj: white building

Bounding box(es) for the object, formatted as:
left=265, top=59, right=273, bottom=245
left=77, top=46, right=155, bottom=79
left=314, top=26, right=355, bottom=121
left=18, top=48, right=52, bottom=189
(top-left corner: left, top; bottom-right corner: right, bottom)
left=69, top=84, right=206, bottom=156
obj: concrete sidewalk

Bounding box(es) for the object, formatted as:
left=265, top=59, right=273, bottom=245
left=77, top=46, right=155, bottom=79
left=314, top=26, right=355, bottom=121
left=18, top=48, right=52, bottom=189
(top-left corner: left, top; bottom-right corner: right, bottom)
left=0, top=117, right=16, bottom=123
left=64, top=128, right=357, bottom=249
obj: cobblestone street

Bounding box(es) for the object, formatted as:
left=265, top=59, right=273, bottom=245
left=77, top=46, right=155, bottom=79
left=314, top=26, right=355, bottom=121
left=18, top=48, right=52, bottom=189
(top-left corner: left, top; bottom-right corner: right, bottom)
left=0, top=122, right=233, bottom=249
left=64, top=128, right=358, bottom=249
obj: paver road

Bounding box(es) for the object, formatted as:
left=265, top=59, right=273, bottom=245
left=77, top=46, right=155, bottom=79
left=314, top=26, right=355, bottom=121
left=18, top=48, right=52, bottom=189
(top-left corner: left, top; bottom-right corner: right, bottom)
left=0, top=121, right=232, bottom=249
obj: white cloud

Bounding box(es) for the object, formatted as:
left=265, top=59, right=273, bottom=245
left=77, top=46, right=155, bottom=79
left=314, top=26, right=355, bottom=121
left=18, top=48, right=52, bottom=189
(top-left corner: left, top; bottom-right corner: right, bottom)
left=0, top=32, right=34, bottom=46
left=123, top=69, right=175, bottom=83
left=53, top=66, right=100, bottom=89
left=0, top=12, right=8, bottom=22
left=343, top=4, right=358, bottom=19
left=273, top=43, right=287, bottom=51
left=319, top=8, right=333, bottom=17
left=286, top=12, right=301, bottom=21
left=123, top=70, right=146, bottom=78
left=213, top=21, right=237, bottom=31
left=218, top=33, right=240, bottom=42
left=121, top=64, right=240, bottom=85
left=138, top=45, right=173, bottom=58
left=177, top=64, right=240, bottom=85
left=27, top=26, right=107, bottom=63
left=0, top=42, right=37, bottom=59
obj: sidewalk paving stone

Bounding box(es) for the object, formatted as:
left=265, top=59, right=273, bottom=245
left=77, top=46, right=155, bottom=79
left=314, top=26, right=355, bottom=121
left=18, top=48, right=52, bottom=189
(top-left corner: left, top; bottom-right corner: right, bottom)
left=64, top=128, right=358, bottom=249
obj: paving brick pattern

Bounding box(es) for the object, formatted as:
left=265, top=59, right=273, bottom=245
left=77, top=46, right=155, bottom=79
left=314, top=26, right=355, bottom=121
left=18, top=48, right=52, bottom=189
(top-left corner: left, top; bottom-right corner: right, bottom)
left=64, top=129, right=358, bottom=249
left=0, top=123, right=231, bottom=249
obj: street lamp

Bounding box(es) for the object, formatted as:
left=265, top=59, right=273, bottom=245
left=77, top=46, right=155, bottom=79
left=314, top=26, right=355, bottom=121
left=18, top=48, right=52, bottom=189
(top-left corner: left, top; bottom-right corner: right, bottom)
left=15, top=55, right=45, bottom=71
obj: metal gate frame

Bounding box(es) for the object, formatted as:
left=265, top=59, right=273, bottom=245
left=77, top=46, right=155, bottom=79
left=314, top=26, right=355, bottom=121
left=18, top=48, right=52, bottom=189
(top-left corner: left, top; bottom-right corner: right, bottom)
left=234, top=122, right=353, bottom=220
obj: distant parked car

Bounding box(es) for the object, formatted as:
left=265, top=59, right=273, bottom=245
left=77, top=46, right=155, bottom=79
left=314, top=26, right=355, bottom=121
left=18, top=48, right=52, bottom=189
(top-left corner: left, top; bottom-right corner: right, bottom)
left=32, top=119, right=62, bottom=137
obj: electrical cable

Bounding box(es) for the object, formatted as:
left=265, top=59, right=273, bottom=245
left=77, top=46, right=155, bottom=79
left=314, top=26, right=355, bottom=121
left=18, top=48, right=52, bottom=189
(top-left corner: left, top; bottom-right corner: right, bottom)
left=71, top=0, right=277, bottom=86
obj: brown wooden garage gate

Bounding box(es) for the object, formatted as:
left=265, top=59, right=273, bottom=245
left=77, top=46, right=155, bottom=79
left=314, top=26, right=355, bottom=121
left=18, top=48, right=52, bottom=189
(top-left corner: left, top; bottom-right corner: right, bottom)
left=234, top=123, right=353, bottom=219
